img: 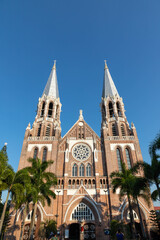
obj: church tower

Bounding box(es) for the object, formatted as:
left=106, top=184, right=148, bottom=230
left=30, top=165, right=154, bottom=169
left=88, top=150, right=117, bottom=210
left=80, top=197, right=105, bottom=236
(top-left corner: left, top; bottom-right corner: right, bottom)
left=18, top=61, right=62, bottom=170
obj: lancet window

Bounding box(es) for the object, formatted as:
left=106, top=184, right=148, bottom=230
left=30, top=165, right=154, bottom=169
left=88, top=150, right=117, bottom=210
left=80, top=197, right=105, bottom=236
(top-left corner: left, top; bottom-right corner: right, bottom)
left=125, top=148, right=132, bottom=169
left=71, top=203, right=95, bottom=221
left=42, top=147, right=47, bottom=162
left=109, top=102, right=114, bottom=117
left=37, top=124, right=41, bottom=137
left=33, top=148, right=38, bottom=159
left=48, top=102, right=53, bottom=117
left=116, top=102, right=122, bottom=117
left=116, top=148, right=122, bottom=171
left=79, top=164, right=84, bottom=176
left=40, top=102, right=45, bottom=117
left=112, top=123, right=117, bottom=136
left=121, top=124, right=125, bottom=136
left=86, top=163, right=91, bottom=176
left=72, top=164, right=78, bottom=177
left=46, top=124, right=51, bottom=136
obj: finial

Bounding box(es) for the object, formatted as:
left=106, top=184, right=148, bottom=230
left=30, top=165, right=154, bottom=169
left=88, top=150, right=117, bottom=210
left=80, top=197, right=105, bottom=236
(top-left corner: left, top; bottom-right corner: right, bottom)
left=4, top=143, right=7, bottom=146
left=52, top=60, right=56, bottom=70
left=131, top=122, right=135, bottom=128
left=104, top=60, right=108, bottom=70
left=79, top=109, right=83, bottom=120
left=26, top=122, right=31, bottom=130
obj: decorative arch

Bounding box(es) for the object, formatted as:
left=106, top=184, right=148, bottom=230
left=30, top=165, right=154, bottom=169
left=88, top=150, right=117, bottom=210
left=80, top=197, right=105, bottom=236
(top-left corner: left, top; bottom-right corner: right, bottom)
left=37, top=124, right=42, bottom=137
left=63, top=196, right=101, bottom=223
left=70, top=202, right=95, bottom=221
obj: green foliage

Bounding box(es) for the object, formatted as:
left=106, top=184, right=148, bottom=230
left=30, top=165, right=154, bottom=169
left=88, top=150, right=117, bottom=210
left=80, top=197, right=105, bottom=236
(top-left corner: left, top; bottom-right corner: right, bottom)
left=110, top=220, right=122, bottom=240
left=0, top=201, right=11, bottom=238
left=39, top=219, right=57, bottom=238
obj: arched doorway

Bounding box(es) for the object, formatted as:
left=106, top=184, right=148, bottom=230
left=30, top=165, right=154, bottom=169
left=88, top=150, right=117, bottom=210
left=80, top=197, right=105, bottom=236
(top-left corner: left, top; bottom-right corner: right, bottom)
left=69, top=223, right=80, bottom=240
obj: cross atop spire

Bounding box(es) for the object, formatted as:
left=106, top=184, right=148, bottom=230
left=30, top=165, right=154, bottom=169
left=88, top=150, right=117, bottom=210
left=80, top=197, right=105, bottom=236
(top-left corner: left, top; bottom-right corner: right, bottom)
left=102, top=61, right=119, bottom=98
left=42, top=60, right=59, bottom=98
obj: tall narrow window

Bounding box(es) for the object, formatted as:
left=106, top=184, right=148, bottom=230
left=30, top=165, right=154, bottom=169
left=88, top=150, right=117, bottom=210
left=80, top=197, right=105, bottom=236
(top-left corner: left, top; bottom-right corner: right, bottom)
left=48, top=102, right=53, bottom=117
left=42, top=148, right=47, bottom=162
left=37, top=124, right=41, bottom=137
left=79, top=164, right=84, bottom=176
left=41, top=102, right=45, bottom=117
left=109, top=102, right=114, bottom=117
left=116, top=148, right=122, bottom=171
left=33, top=148, right=38, bottom=159
left=112, top=124, right=117, bottom=136
left=116, top=102, right=122, bottom=117
left=86, top=163, right=91, bottom=176
left=121, top=124, right=125, bottom=136
left=125, top=148, right=132, bottom=169
left=46, top=125, right=51, bottom=136
left=72, top=164, right=77, bottom=177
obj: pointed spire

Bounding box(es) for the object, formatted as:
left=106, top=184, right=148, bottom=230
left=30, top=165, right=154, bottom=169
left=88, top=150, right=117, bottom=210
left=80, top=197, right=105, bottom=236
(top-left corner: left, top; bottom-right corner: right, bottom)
left=42, top=60, right=59, bottom=98
left=102, top=60, right=119, bottom=98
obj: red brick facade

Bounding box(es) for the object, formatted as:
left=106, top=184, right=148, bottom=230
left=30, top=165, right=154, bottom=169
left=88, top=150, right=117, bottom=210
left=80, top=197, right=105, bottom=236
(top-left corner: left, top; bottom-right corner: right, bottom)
left=7, top=64, right=154, bottom=240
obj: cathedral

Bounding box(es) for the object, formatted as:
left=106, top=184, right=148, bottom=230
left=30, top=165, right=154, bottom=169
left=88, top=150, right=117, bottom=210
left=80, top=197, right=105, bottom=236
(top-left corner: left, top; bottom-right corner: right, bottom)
left=10, top=61, right=153, bottom=239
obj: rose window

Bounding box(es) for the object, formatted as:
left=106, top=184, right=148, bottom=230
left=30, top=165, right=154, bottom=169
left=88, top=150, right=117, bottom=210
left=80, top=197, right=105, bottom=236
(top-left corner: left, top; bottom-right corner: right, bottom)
left=72, top=144, right=90, bottom=161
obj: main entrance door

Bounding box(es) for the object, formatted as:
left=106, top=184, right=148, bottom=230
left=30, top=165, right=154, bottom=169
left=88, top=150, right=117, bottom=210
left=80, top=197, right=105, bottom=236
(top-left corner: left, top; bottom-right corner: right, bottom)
left=69, top=223, right=80, bottom=240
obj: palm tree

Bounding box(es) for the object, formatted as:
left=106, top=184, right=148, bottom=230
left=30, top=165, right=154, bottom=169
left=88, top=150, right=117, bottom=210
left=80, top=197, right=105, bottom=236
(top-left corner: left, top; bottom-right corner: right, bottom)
left=132, top=176, right=151, bottom=239
left=11, top=169, right=32, bottom=240
left=0, top=167, right=26, bottom=235
left=0, top=145, right=9, bottom=202
left=110, top=162, right=141, bottom=239
left=24, top=158, right=57, bottom=240
left=142, top=134, right=160, bottom=201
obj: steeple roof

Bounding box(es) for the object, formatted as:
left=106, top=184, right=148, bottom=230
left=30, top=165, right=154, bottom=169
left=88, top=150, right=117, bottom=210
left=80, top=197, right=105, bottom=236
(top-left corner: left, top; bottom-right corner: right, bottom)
left=102, top=61, right=119, bottom=98
left=42, top=61, right=59, bottom=98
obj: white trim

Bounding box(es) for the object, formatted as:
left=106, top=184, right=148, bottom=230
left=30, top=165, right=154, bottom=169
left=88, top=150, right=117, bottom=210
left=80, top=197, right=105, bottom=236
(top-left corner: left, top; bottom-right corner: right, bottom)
left=110, top=143, right=135, bottom=151
left=28, top=144, right=52, bottom=152
left=63, top=196, right=101, bottom=223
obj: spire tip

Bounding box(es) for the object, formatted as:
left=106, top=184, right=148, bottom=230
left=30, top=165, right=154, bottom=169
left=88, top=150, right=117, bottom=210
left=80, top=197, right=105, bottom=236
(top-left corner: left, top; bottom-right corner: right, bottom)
left=104, top=60, right=108, bottom=70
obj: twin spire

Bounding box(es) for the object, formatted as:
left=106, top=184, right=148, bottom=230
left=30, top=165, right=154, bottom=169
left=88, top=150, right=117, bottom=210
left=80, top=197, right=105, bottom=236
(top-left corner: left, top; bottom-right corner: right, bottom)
left=42, top=60, right=59, bottom=98
left=42, top=60, right=119, bottom=100
left=102, top=60, right=119, bottom=98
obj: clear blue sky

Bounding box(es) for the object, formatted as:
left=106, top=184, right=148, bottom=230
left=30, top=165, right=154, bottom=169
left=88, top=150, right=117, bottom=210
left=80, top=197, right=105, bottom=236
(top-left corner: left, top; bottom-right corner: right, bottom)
left=0, top=1, right=160, bottom=204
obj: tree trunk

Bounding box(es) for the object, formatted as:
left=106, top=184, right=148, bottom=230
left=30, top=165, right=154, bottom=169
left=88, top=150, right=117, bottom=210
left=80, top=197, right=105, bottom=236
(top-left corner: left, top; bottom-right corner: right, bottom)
left=19, top=204, right=27, bottom=240
left=136, top=198, right=146, bottom=238
left=155, top=180, right=160, bottom=201
left=127, top=195, right=135, bottom=239
left=29, top=202, right=37, bottom=240
left=0, top=190, right=10, bottom=234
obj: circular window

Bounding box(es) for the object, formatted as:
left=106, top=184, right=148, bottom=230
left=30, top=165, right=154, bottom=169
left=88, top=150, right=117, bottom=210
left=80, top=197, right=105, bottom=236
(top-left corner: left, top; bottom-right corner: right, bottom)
left=72, top=144, right=91, bottom=161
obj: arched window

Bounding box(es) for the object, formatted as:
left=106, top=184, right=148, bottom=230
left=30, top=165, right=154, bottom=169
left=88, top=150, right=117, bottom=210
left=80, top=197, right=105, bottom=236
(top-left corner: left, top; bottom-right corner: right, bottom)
left=33, top=148, right=38, bottom=159
left=46, top=124, right=51, bottom=136
left=37, top=124, right=41, bottom=137
left=42, top=148, right=47, bottom=162
left=71, top=203, right=95, bottom=221
left=88, top=179, right=91, bottom=188
left=116, top=102, right=122, bottom=117
left=116, top=148, right=122, bottom=171
left=79, top=164, right=84, bottom=176
left=121, top=124, right=125, bottom=136
left=112, top=124, right=117, bottom=136
left=41, top=102, right=45, bottom=117
left=72, top=180, right=75, bottom=188
left=72, top=164, right=77, bottom=177
left=109, top=102, right=114, bottom=117
left=125, top=148, right=132, bottom=169
left=86, top=163, right=91, bottom=176
left=48, top=102, right=53, bottom=117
